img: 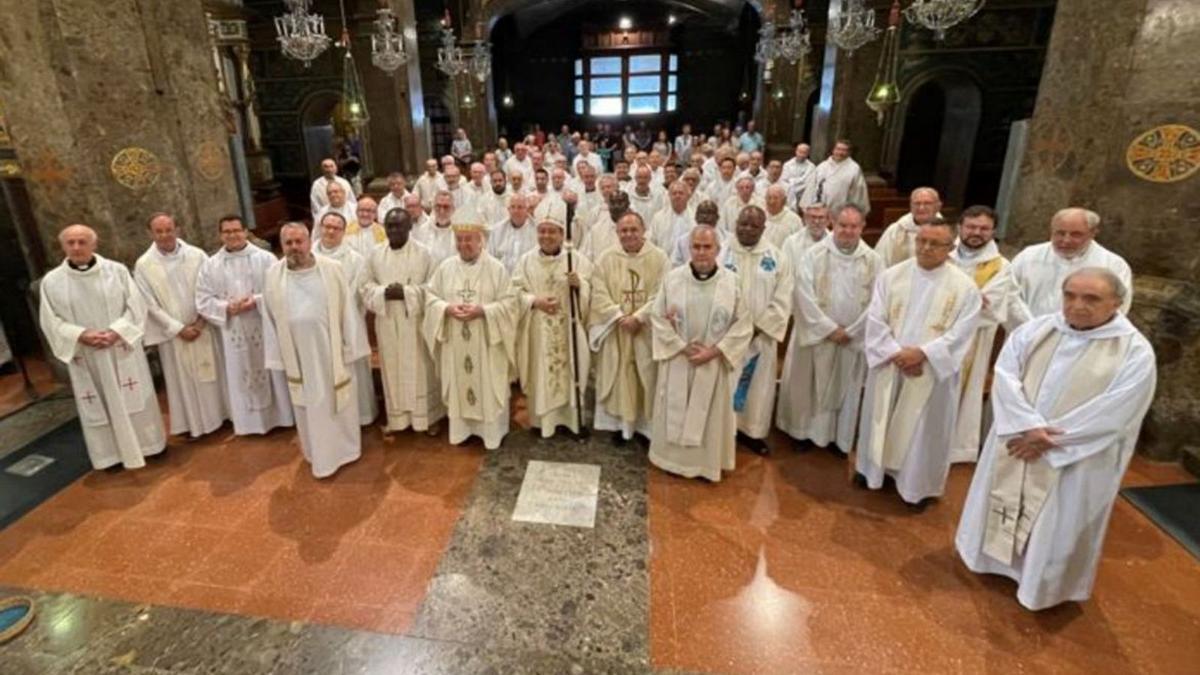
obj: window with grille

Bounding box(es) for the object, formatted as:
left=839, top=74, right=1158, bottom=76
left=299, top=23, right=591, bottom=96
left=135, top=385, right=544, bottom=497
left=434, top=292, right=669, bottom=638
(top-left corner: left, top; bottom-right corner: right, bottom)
left=574, top=53, right=678, bottom=117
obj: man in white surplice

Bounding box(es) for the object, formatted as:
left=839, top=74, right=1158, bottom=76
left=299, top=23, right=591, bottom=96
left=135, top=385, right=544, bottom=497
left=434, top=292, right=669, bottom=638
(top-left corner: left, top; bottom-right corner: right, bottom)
left=134, top=213, right=228, bottom=438
left=345, top=197, right=387, bottom=259
left=196, top=215, right=294, bottom=435
left=423, top=208, right=515, bottom=449
left=40, top=225, right=166, bottom=470
left=780, top=203, right=830, bottom=267
left=855, top=220, right=981, bottom=508
left=362, top=208, right=445, bottom=434
left=649, top=181, right=695, bottom=255
left=719, top=205, right=792, bottom=451
left=1008, top=207, right=1133, bottom=323
left=762, top=185, right=802, bottom=248
left=948, top=206, right=1017, bottom=463
left=800, top=139, right=870, bottom=214
left=508, top=199, right=593, bottom=437
left=874, top=188, right=942, bottom=268
left=314, top=180, right=355, bottom=226
left=777, top=205, right=883, bottom=452
left=313, top=212, right=378, bottom=425
left=648, top=226, right=753, bottom=482
left=781, top=143, right=815, bottom=207
left=956, top=268, right=1155, bottom=610
left=487, top=193, right=538, bottom=274
left=414, top=191, right=459, bottom=265
left=263, top=223, right=368, bottom=478
left=310, top=158, right=356, bottom=217
left=589, top=211, right=669, bottom=442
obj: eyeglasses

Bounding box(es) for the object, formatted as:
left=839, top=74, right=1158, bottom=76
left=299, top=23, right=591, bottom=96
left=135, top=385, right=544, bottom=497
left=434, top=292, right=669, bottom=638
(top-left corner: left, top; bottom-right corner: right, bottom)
left=915, top=239, right=953, bottom=249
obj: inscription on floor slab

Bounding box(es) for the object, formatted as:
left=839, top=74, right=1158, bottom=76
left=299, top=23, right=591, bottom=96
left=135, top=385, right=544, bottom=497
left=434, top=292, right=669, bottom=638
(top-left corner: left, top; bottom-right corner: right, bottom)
left=511, top=460, right=601, bottom=528
left=5, top=454, right=56, bottom=477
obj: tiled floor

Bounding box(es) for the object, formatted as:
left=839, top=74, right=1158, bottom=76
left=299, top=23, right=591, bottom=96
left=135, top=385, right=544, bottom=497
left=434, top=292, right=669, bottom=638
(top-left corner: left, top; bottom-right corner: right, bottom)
left=0, top=355, right=61, bottom=421
left=647, top=434, right=1200, bottom=674
left=0, top=423, right=483, bottom=635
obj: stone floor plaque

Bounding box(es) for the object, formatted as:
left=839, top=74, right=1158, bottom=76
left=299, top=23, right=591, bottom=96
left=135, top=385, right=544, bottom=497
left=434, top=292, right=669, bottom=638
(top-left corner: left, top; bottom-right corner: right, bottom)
left=511, top=460, right=601, bottom=529
left=5, top=454, right=56, bottom=477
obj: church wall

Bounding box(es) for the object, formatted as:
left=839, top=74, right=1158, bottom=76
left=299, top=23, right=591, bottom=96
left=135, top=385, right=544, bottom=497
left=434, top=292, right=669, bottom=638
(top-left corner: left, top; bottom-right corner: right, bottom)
left=1009, top=0, right=1200, bottom=463
left=0, top=0, right=238, bottom=267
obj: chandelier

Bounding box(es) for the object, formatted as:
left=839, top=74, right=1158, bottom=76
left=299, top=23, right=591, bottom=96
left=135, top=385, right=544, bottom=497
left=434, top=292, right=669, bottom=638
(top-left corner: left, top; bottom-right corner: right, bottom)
left=274, top=0, right=331, bottom=68
left=370, top=8, right=407, bottom=73
left=904, top=0, right=986, bottom=41
left=865, top=1, right=903, bottom=124
left=436, top=12, right=492, bottom=83
left=754, top=6, right=811, bottom=83
left=828, top=0, right=881, bottom=53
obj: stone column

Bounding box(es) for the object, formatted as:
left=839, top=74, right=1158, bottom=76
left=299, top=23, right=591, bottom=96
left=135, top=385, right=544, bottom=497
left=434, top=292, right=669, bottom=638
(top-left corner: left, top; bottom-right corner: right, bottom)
left=1008, top=0, right=1200, bottom=462
left=817, top=0, right=891, bottom=172
left=0, top=0, right=237, bottom=265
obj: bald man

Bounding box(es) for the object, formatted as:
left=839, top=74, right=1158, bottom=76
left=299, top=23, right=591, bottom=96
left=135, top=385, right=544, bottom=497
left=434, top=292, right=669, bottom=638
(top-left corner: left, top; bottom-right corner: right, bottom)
left=310, top=158, right=357, bottom=217
left=40, top=224, right=166, bottom=470
left=875, top=187, right=942, bottom=267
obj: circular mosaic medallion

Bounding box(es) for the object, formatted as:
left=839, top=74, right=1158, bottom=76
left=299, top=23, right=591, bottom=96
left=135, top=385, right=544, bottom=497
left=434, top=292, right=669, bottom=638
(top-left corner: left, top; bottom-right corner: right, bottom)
left=194, top=140, right=227, bottom=182
left=1125, top=124, right=1200, bottom=183
left=110, top=147, right=161, bottom=190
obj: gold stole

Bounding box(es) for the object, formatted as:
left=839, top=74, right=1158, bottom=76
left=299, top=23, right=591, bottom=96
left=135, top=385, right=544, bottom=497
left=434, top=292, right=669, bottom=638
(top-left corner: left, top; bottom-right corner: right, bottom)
left=139, top=248, right=218, bottom=383
left=982, top=325, right=1130, bottom=565
left=265, top=261, right=352, bottom=412
left=958, top=256, right=1005, bottom=397
left=865, top=265, right=961, bottom=471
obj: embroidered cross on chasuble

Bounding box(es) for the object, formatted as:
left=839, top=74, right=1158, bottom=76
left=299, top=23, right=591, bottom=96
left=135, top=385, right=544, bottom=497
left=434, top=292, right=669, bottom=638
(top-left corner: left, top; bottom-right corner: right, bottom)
left=621, top=269, right=646, bottom=313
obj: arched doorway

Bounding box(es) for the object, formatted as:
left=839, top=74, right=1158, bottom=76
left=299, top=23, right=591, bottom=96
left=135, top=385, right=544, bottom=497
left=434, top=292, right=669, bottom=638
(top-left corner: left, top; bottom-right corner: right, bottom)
left=887, top=69, right=982, bottom=206
left=299, top=91, right=340, bottom=180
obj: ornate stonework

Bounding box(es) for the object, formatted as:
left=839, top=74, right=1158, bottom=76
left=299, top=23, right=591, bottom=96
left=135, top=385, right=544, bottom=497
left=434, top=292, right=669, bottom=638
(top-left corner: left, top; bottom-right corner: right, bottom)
left=194, top=140, right=227, bottom=181
left=110, top=147, right=162, bottom=190
left=1125, top=124, right=1200, bottom=184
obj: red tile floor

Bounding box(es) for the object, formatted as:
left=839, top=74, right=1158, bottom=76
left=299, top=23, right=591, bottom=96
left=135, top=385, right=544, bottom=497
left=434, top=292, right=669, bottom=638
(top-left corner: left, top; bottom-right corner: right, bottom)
left=0, top=356, right=62, bottom=420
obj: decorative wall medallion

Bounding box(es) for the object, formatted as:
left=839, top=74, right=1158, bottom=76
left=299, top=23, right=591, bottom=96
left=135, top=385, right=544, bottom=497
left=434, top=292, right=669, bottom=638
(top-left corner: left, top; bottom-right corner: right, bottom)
left=26, top=150, right=73, bottom=187
left=1029, top=121, right=1072, bottom=171
left=194, top=140, right=227, bottom=182
left=1125, top=124, right=1200, bottom=183
left=0, top=159, right=20, bottom=178
left=110, top=147, right=162, bottom=190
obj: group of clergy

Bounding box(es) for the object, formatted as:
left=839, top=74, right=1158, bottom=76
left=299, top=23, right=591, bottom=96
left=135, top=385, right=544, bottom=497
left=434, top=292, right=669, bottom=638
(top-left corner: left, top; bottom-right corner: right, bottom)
left=40, top=141, right=1152, bottom=612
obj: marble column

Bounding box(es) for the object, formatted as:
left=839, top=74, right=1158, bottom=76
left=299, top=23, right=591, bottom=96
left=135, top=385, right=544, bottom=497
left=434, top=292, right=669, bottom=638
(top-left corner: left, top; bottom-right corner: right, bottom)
left=1008, top=0, right=1200, bottom=462
left=0, top=0, right=237, bottom=266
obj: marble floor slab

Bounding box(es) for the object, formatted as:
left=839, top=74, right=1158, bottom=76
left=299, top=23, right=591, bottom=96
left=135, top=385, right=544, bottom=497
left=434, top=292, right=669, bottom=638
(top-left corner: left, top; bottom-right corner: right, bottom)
left=511, top=460, right=601, bottom=528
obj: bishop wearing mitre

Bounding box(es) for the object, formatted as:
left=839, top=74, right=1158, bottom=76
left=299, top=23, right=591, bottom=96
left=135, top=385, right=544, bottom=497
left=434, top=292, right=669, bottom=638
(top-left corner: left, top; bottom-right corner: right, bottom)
left=423, top=206, right=515, bottom=449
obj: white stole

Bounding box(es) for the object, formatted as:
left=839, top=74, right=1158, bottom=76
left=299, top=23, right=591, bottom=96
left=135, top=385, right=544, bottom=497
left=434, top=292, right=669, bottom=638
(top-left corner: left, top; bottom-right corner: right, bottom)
left=138, top=246, right=218, bottom=383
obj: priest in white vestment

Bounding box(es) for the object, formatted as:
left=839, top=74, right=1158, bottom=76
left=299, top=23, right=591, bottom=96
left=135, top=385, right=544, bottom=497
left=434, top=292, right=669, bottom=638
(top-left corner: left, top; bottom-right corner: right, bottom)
left=314, top=212, right=378, bottom=425
left=800, top=140, right=870, bottom=214
left=310, top=158, right=356, bottom=216
left=314, top=181, right=355, bottom=225
left=263, top=224, right=368, bottom=478
left=345, top=197, right=387, bottom=259
left=423, top=208, right=515, bottom=449
left=1008, top=207, right=1133, bottom=323
left=782, top=143, right=815, bottom=207
left=874, top=188, right=942, bottom=268
left=580, top=187, right=626, bottom=261
left=719, top=206, right=792, bottom=448
left=477, top=170, right=511, bottom=227
left=414, top=159, right=443, bottom=211
left=196, top=215, right=294, bottom=435
left=855, top=221, right=981, bottom=507
left=363, top=208, right=445, bottom=433
left=623, top=165, right=665, bottom=223
left=948, top=206, right=1016, bottom=463
left=777, top=205, right=883, bottom=451
left=649, top=181, right=696, bottom=254
left=487, top=193, right=538, bottom=274
left=956, top=268, right=1155, bottom=610
left=706, top=157, right=738, bottom=208
left=720, top=176, right=763, bottom=232
left=762, top=185, right=801, bottom=248
left=508, top=200, right=593, bottom=437
left=780, top=203, right=831, bottom=266
left=40, top=225, right=166, bottom=470
left=648, top=226, right=753, bottom=481
left=414, top=191, right=459, bottom=264
left=589, top=212, right=670, bottom=441
left=134, top=213, right=228, bottom=438
left=377, top=172, right=409, bottom=221
left=668, top=200, right=730, bottom=267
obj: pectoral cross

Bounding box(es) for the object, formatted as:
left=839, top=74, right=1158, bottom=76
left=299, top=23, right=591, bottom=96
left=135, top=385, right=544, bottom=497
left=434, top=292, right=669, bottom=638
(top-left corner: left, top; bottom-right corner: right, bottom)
left=120, top=377, right=138, bottom=392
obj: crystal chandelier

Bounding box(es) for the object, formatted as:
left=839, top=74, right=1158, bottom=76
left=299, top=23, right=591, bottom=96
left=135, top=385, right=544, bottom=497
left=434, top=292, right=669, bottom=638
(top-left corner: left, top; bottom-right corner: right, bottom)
left=866, top=0, right=903, bottom=124
left=468, top=42, right=492, bottom=83
left=828, top=0, right=881, bottom=53
left=436, top=20, right=467, bottom=77
left=904, top=0, right=986, bottom=41
left=370, top=8, right=407, bottom=73
left=754, top=6, right=811, bottom=83
left=274, top=0, right=331, bottom=68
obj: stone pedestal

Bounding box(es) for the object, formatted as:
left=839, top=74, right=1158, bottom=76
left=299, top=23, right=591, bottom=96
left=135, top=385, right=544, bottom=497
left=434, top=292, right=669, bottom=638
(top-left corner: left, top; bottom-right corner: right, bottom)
left=1009, top=0, right=1200, bottom=462
left=0, top=0, right=239, bottom=267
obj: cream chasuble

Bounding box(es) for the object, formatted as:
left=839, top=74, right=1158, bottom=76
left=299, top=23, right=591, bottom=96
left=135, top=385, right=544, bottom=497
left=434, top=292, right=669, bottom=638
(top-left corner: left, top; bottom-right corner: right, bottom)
left=874, top=213, right=921, bottom=268
left=40, top=256, right=166, bottom=469
left=196, top=244, right=295, bottom=435
left=955, top=313, right=1155, bottom=610
left=719, top=238, right=793, bottom=439
left=948, top=240, right=1015, bottom=463
left=362, top=240, right=445, bottom=432
left=588, top=243, right=669, bottom=439
left=424, top=252, right=515, bottom=450
left=263, top=258, right=368, bottom=478
left=855, top=259, right=981, bottom=504
left=648, top=265, right=752, bottom=482
left=509, top=247, right=594, bottom=436
left=134, top=240, right=228, bottom=437
left=776, top=237, right=883, bottom=450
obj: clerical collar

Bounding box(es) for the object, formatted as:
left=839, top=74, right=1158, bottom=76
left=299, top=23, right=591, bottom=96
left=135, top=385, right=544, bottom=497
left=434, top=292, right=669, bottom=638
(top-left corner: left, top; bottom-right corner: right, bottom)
left=691, top=264, right=718, bottom=281
left=539, top=247, right=562, bottom=257
left=835, top=241, right=857, bottom=255
left=67, top=257, right=98, bottom=271
left=957, top=243, right=985, bottom=259
left=225, top=243, right=250, bottom=254
left=434, top=220, right=451, bottom=229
